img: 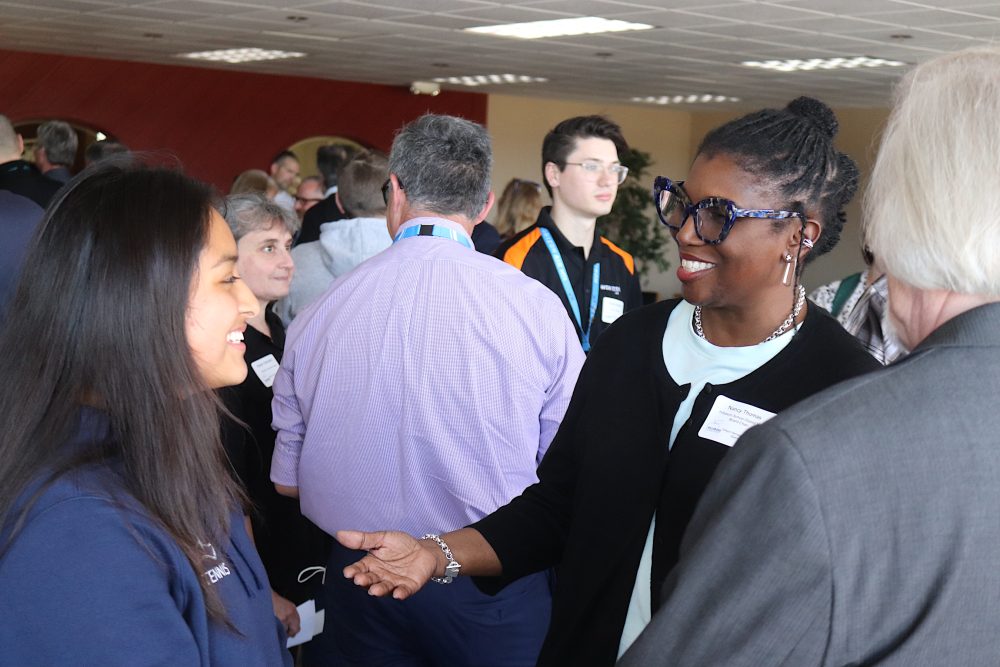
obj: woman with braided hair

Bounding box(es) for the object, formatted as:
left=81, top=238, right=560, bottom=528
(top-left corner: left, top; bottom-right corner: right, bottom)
left=331, top=98, right=880, bottom=666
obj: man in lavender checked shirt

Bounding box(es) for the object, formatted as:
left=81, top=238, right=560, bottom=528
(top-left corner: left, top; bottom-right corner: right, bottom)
left=270, top=114, right=585, bottom=667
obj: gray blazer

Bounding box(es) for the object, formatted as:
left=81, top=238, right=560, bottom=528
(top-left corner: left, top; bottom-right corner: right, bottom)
left=619, top=302, right=1000, bottom=666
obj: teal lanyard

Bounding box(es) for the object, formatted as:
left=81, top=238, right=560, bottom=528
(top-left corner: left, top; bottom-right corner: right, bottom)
left=539, top=228, right=600, bottom=352
left=393, top=224, right=474, bottom=249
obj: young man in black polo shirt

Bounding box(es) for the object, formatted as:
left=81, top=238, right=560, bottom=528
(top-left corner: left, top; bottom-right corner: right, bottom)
left=495, top=115, right=642, bottom=352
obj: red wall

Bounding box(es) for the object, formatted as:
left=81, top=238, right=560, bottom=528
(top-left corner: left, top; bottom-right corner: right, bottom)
left=0, top=48, right=487, bottom=190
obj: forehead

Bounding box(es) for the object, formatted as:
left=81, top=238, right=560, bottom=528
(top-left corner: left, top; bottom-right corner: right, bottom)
left=685, top=153, right=779, bottom=204
left=239, top=222, right=293, bottom=244
left=277, top=157, right=299, bottom=171
left=205, top=210, right=238, bottom=258
left=298, top=180, right=323, bottom=195
left=566, top=136, right=620, bottom=162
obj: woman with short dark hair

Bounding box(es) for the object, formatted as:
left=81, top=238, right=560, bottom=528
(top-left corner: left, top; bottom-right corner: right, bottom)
left=0, top=161, right=292, bottom=666
left=220, top=193, right=329, bottom=640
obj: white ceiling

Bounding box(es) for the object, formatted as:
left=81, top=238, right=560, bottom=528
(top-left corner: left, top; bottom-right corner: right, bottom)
left=3, top=0, right=1000, bottom=109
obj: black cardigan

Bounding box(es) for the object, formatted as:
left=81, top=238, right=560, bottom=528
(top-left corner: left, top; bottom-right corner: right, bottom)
left=473, top=298, right=880, bottom=667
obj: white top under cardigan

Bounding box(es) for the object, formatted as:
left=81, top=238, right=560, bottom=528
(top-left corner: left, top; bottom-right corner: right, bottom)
left=617, top=300, right=798, bottom=657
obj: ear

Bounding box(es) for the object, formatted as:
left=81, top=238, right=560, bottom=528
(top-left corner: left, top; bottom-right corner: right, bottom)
left=790, top=218, right=822, bottom=260
left=16, top=134, right=24, bottom=156
left=385, top=173, right=406, bottom=236
left=474, top=191, right=496, bottom=223
left=544, top=161, right=561, bottom=192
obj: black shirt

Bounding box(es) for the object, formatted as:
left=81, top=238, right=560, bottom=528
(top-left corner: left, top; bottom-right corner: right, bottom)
left=495, top=206, right=642, bottom=348
left=295, top=194, right=345, bottom=246
left=220, top=305, right=330, bottom=603
left=0, top=160, right=62, bottom=209
left=471, top=220, right=501, bottom=256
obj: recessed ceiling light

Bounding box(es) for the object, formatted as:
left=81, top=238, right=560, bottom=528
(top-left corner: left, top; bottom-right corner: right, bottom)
left=433, top=74, right=548, bottom=87
left=262, top=31, right=339, bottom=43
left=466, top=17, right=653, bottom=40
left=178, top=48, right=306, bottom=64
left=632, top=94, right=740, bottom=105
left=742, top=56, right=905, bottom=72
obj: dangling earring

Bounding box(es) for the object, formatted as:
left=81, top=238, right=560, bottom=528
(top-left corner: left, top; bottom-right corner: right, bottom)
left=781, top=253, right=794, bottom=286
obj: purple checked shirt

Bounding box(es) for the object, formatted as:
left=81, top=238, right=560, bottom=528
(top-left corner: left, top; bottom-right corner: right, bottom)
left=271, top=217, right=585, bottom=537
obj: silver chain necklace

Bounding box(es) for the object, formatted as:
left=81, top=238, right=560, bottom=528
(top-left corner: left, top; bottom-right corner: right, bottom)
left=694, top=284, right=807, bottom=343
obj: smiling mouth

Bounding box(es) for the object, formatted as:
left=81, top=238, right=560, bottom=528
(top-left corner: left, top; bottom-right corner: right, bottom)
left=226, top=331, right=244, bottom=344
left=681, top=259, right=715, bottom=272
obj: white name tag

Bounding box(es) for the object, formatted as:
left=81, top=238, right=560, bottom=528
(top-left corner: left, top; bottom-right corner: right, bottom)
left=698, top=395, right=776, bottom=447
left=250, top=354, right=280, bottom=388
left=601, top=297, right=625, bottom=323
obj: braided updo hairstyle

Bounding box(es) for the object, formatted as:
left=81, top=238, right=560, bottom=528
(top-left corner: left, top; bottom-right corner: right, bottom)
left=695, top=96, right=859, bottom=266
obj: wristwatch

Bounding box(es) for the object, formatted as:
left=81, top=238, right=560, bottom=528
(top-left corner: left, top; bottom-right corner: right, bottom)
left=421, top=534, right=461, bottom=584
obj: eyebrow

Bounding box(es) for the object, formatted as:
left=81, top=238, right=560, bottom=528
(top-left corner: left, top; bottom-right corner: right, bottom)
left=212, top=254, right=238, bottom=269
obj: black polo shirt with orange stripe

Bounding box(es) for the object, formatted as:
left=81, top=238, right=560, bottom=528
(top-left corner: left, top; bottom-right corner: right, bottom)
left=495, top=206, right=642, bottom=348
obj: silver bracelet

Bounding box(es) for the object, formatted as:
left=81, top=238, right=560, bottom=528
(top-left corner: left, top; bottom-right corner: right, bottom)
left=421, top=533, right=461, bottom=584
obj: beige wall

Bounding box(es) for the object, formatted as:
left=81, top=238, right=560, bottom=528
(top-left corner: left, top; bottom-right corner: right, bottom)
left=487, top=93, right=890, bottom=299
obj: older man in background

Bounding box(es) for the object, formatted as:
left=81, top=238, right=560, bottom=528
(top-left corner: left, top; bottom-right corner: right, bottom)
left=271, top=114, right=584, bottom=666
left=620, top=46, right=1000, bottom=666
left=268, top=149, right=300, bottom=212
left=297, top=144, right=354, bottom=246
left=0, top=115, right=61, bottom=208
left=293, top=175, right=324, bottom=220
left=34, top=120, right=77, bottom=184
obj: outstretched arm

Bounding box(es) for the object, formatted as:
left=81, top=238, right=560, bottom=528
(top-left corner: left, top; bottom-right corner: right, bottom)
left=337, top=527, right=502, bottom=599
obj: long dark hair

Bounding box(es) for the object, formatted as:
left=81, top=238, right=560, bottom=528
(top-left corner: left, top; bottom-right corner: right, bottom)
left=0, top=160, right=241, bottom=618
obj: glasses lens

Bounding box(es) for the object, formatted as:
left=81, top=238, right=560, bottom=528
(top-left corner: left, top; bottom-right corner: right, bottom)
left=694, top=201, right=730, bottom=242
left=657, top=188, right=686, bottom=229
left=613, top=166, right=629, bottom=184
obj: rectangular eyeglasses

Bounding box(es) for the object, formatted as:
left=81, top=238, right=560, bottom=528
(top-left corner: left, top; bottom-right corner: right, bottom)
left=563, top=160, right=629, bottom=185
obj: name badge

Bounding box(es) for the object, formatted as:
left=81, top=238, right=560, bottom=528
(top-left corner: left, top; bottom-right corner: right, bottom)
left=251, top=354, right=280, bottom=388
left=601, top=297, right=625, bottom=323
left=698, top=395, right=776, bottom=447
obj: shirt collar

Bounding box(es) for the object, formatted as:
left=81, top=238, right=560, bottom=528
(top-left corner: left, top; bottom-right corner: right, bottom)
left=536, top=206, right=603, bottom=260
left=396, top=217, right=474, bottom=244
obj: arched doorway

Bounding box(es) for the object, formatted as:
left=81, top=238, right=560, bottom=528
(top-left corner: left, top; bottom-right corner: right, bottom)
left=13, top=120, right=121, bottom=174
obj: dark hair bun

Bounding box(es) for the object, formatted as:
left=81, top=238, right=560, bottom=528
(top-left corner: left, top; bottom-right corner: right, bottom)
left=786, top=96, right=838, bottom=138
